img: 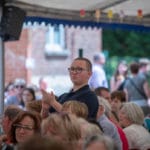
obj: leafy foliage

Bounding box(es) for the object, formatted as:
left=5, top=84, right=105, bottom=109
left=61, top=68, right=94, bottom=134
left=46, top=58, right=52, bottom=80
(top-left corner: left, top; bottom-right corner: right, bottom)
left=102, top=29, right=150, bottom=57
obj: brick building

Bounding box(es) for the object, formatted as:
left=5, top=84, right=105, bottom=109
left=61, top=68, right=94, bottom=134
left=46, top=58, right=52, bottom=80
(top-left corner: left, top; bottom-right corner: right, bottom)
left=5, top=25, right=102, bottom=95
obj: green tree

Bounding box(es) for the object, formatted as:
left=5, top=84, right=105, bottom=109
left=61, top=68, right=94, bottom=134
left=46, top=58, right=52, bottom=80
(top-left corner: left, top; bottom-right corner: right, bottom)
left=102, top=29, right=150, bottom=57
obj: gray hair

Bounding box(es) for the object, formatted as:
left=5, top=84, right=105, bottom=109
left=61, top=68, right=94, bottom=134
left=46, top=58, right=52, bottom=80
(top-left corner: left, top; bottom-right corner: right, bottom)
left=83, top=134, right=117, bottom=150
left=120, top=102, right=144, bottom=125
left=93, top=52, right=105, bottom=61
left=97, top=96, right=111, bottom=116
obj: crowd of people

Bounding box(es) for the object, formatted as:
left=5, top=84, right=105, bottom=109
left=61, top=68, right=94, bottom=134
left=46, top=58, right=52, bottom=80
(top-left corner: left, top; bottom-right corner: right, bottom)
left=0, top=55, right=150, bottom=150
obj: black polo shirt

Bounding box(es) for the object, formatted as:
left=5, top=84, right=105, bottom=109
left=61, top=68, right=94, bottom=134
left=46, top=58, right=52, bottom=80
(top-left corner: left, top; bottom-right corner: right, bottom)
left=58, top=85, right=99, bottom=119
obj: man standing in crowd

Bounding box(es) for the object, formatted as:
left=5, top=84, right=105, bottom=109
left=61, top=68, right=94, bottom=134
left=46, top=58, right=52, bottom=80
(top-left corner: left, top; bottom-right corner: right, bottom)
left=41, top=57, right=99, bottom=119
left=88, top=52, right=108, bottom=90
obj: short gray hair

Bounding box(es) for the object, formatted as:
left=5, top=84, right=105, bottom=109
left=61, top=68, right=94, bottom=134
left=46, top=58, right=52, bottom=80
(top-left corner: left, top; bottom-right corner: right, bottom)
left=120, top=102, right=144, bottom=125
left=83, top=134, right=117, bottom=150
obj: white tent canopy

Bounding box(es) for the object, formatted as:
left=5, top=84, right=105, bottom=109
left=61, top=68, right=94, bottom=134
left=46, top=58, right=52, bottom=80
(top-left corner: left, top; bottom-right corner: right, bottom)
left=5, top=0, right=150, bottom=27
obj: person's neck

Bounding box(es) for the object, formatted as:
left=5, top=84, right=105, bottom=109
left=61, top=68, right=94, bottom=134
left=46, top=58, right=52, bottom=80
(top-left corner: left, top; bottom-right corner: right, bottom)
left=72, top=83, right=87, bottom=92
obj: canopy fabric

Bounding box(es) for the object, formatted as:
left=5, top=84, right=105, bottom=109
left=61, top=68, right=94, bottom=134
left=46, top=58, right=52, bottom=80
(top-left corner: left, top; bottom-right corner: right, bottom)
left=5, top=0, right=150, bottom=30
left=25, top=16, right=150, bottom=32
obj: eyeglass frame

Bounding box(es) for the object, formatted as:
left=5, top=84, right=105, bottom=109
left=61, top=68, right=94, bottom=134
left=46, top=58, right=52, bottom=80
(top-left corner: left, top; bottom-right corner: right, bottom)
left=68, top=67, right=89, bottom=73
left=13, top=124, right=34, bottom=131
left=15, top=85, right=25, bottom=89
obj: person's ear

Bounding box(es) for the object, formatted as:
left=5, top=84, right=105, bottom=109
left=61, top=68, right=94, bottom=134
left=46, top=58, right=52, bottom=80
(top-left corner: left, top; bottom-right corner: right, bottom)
left=99, top=105, right=105, bottom=113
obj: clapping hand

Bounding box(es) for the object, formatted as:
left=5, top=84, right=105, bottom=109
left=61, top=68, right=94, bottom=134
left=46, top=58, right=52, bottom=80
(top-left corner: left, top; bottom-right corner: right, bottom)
left=41, top=89, right=62, bottom=114
left=41, top=89, right=56, bottom=105
left=40, top=89, right=56, bottom=118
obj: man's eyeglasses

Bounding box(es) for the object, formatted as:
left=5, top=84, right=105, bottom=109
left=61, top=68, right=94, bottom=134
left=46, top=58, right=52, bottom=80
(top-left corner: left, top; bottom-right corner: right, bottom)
left=15, top=85, right=25, bottom=89
left=68, top=67, right=88, bottom=73
left=13, top=124, right=34, bottom=131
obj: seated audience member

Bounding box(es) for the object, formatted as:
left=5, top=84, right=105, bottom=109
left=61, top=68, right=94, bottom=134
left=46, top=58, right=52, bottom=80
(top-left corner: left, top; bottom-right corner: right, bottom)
left=77, top=118, right=103, bottom=139
left=111, top=90, right=126, bottom=122
left=83, top=134, right=117, bottom=150
left=22, top=88, right=36, bottom=108
left=98, top=97, right=129, bottom=150
left=0, top=105, right=22, bottom=148
left=8, top=110, right=41, bottom=148
left=5, top=78, right=26, bottom=108
left=77, top=118, right=103, bottom=150
left=17, top=135, right=67, bottom=150
left=119, top=102, right=150, bottom=150
left=96, top=96, right=122, bottom=150
left=61, top=100, right=88, bottom=119
left=41, top=113, right=81, bottom=150
left=94, top=87, right=111, bottom=103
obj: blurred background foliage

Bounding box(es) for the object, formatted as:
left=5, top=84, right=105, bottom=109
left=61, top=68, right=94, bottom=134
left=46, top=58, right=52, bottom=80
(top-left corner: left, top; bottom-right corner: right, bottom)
left=102, top=29, right=150, bottom=57
left=102, top=29, right=150, bottom=87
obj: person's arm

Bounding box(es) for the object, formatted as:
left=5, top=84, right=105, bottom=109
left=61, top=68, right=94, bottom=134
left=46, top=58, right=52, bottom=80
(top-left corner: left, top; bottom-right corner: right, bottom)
left=143, top=81, right=150, bottom=98
left=40, top=90, right=51, bottom=118
left=41, top=90, right=62, bottom=115
left=40, top=100, right=50, bottom=119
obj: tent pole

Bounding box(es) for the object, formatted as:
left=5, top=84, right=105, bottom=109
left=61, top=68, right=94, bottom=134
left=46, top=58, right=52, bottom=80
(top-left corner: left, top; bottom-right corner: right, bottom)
left=0, top=5, right=4, bottom=115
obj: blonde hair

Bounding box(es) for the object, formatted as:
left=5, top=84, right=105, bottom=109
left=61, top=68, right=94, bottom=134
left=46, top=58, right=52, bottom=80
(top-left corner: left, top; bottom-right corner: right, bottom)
left=41, top=113, right=81, bottom=147
left=77, top=118, right=102, bottom=139
left=83, top=134, right=116, bottom=150
left=62, top=100, right=88, bottom=119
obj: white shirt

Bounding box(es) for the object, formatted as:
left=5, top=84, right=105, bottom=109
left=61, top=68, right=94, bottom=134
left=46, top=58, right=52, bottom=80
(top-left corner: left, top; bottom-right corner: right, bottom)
left=88, top=64, right=108, bottom=89
left=124, top=124, right=150, bottom=150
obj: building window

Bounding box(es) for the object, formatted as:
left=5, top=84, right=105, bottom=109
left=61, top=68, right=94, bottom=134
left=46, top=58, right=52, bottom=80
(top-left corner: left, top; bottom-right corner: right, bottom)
left=44, top=24, right=69, bottom=59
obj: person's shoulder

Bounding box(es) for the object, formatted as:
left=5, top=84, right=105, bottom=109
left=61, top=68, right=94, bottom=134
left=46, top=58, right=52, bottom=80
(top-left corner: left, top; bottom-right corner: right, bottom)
left=137, top=72, right=146, bottom=79
left=82, top=89, right=97, bottom=98
left=5, top=95, right=17, bottom=102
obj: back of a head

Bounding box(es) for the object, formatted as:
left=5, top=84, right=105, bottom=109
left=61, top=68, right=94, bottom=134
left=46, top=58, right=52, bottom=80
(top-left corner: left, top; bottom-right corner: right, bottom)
left=130, top=62, right=139, bottom=74
left=83, top=134, right=117, bottom=150
left=25, top=100, right=42, bottom=113
left=17, top=135, right=67, bottom=150
left=77, top=118, right=102, bottom=140
left=4, top=105, right=22, bottom=121
left=93, top=52, right=105, bottom=61
left=93, top=52, right=105, bottom=64
left=14, top=78, right=26, bottom=86
left=94, top=87, right=109, bottom=97
left=42, top=113, right=81, bottom=143
left=62, top=100, right=88, bottom=119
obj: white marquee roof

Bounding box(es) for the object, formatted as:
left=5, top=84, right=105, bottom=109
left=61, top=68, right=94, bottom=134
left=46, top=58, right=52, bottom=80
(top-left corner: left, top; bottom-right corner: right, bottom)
left=5, top=0, right=150, bottom=27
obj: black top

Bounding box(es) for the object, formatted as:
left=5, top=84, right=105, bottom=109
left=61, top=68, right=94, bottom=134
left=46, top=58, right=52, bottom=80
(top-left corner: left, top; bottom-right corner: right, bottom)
left=58, top=85, right=99, bottom=119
